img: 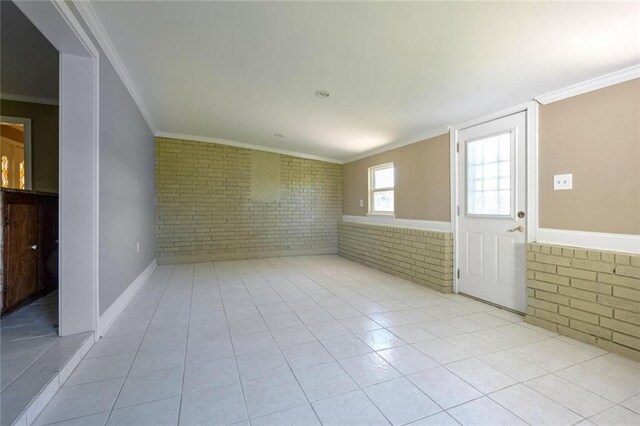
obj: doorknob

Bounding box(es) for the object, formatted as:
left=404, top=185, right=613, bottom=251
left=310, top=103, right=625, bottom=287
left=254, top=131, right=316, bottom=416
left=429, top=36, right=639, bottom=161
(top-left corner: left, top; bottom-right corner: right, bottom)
left=507, top=225, right=526, bottom=233
left=30, top=244, right=38, bottom=250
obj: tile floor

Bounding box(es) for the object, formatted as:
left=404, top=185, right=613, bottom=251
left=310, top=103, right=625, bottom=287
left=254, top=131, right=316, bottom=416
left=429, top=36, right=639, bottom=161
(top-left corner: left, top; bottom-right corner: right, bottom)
left=32, top=255, right=640, bottom=425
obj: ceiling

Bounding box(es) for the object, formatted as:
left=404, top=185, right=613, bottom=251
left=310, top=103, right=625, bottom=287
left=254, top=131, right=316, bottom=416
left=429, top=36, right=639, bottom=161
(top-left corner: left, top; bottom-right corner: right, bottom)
left=88, top=1, right=640, bottom=162
left=0, top=0, right=59, bottom=101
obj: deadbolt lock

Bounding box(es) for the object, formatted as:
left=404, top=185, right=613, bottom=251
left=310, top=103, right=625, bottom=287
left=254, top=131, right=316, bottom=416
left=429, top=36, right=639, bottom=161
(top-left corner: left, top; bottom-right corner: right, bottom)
left=517, top=211, right=525, bottom=218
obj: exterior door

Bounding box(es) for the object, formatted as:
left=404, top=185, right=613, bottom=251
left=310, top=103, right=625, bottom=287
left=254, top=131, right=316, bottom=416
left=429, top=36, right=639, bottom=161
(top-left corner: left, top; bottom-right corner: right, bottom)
left=4, top=203, right=39, bottom=311
left=458, top=112, right=527, bottom=312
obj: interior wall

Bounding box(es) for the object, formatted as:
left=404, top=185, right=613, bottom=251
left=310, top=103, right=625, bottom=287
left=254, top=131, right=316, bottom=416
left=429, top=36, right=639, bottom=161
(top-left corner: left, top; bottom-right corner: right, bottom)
left=0, top=1, right=59, bottom=100
left=0, top=100, right=59, bottom=193
left=64, top=4, right=156, bottom=316
left=155, top=137, right=343, bottom=264
left=539, top=78, right=640, bottom=235
left=342, top=132, right=450, bottom=221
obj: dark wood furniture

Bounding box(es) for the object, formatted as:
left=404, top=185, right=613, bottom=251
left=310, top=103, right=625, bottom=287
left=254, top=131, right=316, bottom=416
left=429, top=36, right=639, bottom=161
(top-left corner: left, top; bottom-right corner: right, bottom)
left=1, top=189, right=58, bottom=315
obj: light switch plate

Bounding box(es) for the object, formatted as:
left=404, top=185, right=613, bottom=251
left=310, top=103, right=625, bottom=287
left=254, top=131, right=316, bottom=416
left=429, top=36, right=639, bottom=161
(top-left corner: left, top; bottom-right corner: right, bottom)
left=359, top=199, right=364, bottom=208
left=554, top=173, right=573, bottom=190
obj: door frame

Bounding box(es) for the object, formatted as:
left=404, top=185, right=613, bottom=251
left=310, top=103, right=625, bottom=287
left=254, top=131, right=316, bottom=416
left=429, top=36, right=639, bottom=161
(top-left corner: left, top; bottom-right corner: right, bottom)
left=0, top=115, right=32, bottom=190
left=450, top=101, right=538, bottom=294
left=13, top=0, right=100, bottom=339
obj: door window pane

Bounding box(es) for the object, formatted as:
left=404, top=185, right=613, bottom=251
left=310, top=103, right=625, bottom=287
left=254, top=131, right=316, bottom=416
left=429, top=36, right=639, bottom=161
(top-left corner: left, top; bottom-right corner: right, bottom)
left=467, top=132, right=512, bottom=216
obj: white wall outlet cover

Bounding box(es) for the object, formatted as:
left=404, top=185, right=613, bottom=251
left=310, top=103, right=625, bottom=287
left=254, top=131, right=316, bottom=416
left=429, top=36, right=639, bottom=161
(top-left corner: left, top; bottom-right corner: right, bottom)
left=359, top=199, right=364, bottom=208
left=554, top=173, right=573, bottom=190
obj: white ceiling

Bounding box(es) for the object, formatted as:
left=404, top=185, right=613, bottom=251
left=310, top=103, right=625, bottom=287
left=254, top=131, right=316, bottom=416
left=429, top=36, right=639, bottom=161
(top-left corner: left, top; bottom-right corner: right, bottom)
left=88, top=1, right=639, bottom=162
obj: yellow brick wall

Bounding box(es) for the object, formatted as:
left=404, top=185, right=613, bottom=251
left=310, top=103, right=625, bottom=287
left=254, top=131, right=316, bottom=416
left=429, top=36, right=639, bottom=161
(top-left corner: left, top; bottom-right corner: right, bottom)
left=526, top=243, right=640, bottom=360
left=155, top=138, right=342, bottom=263
left=338, top=221, right=454, bottom=293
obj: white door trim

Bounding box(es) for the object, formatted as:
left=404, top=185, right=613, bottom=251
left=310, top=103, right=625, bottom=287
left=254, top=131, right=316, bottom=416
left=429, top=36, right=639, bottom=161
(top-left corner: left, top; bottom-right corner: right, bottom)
left=14, top=0, right=101, bottom=340
left=0, top=115, right=32, bottom=190
left=450, top=101, right=539, bottom=293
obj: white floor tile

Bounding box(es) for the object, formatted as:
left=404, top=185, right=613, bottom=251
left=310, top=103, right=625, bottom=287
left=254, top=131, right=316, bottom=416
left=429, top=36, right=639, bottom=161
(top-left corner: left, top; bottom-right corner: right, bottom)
left=179, top=384, right=247, bottom=425
left=294, top=361, right=358, bottom=401
left=114, top=367, right=183, bottom=409
left=446, top=358, right=517, bottom=394
left=408, top=367, right=482, bottom=409
left=107, top=397, right=180, bottom=426
left=250, top=404, right=321, bottom=426
left=589, top=405, right=640, bottom=426
left=312, top=390, right=390, bottom=426
left=525, top=374, right=614, bottom=417
left=242, top=372, right=307, bottom=418
left=281, top=341, right=334, bottom=370
left=34, top=378, right=123, bottom=426
left=320, top=334, right=373, bottom=359
left=339, top=352, right=401, bottom=388
left=236, top=350, right=290, bottom=381
left=183, top=356, right=239, bottom=394
left=407, top=411, right=458, bottom=426
left=377, top=345, right=439, bottom=375
left=489, top=383, right=583, bottom=426
left=363, top=377, right=440, bottom=425
left=448, top=396, right=527, bottom=426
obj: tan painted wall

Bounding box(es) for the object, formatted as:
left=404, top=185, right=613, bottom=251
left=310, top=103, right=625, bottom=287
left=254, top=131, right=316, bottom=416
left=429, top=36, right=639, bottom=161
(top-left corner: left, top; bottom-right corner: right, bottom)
left=156, top=137, right=342, bottom=263
left=0, top=100, right=59, bottom=193
left=539, top=78, right=640, bottom=235
left=343, top=133, right=450, bottom=221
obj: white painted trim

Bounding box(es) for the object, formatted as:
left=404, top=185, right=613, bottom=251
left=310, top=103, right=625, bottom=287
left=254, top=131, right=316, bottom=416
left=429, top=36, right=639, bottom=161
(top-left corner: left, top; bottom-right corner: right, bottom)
left=535, top=64, right=640, bottom=105
left=73, top=1, right=156, bottom=134
left=21, top=332, right=94, bottom=425
left=537, top=228, right=640, bottom=254
left=451, top=101, right=539, bottom=294
left=344, top=126, right=449, bottom=164
left=98, top=259, right=157, bottom=337
left=0, top=93, right=58, bottom=106
left=0, top=115, right=33, bottom=190
left=156, top=131, right=343, bottom=164
left=342, top=214, right=451, bottom=232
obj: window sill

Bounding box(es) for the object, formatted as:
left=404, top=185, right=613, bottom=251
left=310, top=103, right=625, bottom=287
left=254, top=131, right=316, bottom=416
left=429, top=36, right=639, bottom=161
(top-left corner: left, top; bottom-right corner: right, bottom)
left=367, top=213, right=395, bottom=218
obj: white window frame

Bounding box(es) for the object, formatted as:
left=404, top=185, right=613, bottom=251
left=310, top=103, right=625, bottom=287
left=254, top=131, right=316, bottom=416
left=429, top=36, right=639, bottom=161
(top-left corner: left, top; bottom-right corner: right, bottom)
left=368, top=162, right=395, bottom=215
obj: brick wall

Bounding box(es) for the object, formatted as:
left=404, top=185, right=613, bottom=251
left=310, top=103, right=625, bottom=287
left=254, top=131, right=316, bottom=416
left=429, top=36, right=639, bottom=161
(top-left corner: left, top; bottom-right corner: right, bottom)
left=338, top=221, right=454, bottom=292
left=526, top=243, right=640, bottom=360
left=155, top=138, right=342, bottom=263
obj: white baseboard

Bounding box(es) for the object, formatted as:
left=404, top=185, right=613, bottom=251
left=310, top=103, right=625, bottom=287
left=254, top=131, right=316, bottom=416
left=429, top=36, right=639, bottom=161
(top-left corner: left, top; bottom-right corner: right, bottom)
left=98, top=259, right=157, bottom=337
left=536, top=228, right=640, bottom=254
left=342, top=215, right=451, bottom=232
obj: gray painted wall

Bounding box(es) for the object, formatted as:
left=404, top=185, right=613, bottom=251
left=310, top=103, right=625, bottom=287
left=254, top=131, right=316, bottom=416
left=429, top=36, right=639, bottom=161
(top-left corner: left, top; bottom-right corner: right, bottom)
left=97, top=58, right=156, bottom=315
left=69, top=5, right=156, bottom=315
left=0, top=1, right=58, bottom=100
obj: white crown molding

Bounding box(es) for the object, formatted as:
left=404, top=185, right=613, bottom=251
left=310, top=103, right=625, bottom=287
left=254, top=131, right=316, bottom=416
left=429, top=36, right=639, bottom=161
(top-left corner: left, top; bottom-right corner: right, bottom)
left=73, top=1, right=156, bottom=133
left=343, top=127, right=449, bottom=164
left=535, top=64, right=640, bottom=105
left=537, top=228, right=640, bottom=254
left=342, top=214, right=452, bottom=232
left=156, top=131, right=344, bottom=164
left=0, top=92, right=58, bottom=106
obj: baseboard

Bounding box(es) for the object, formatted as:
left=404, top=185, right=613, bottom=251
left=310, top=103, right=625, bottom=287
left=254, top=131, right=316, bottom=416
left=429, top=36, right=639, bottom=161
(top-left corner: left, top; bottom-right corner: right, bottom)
left=536, top=228, right=640, bottom=254
left=97, top=259, right=157, bottom=337
left=157, top=247, right=337, bottom=265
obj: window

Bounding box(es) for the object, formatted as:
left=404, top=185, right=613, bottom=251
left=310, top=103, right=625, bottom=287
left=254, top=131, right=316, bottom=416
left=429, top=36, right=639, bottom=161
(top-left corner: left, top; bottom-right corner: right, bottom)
left=466, top=131, right=513, bottom=216
left=369, top=163, right=394, bottom=214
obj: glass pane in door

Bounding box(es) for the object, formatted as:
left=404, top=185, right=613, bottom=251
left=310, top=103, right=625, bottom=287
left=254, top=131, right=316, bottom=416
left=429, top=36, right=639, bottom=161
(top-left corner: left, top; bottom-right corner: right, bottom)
left=466, top=132, right=513, bottom=216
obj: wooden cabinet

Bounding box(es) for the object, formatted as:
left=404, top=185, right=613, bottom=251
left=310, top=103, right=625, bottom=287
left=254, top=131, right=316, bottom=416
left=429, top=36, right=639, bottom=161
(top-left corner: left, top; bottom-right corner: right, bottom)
left=1, top=190, right=58, bottom=315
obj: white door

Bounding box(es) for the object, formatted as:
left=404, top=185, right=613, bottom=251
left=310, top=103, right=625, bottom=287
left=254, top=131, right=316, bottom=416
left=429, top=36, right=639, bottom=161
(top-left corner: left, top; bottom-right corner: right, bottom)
left=458, top=112, right=527, bottom=312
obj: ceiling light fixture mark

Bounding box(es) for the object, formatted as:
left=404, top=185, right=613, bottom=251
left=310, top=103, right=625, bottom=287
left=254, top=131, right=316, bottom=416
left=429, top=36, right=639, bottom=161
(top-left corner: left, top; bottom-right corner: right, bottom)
left=315, top=90, right=330, bottom=98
